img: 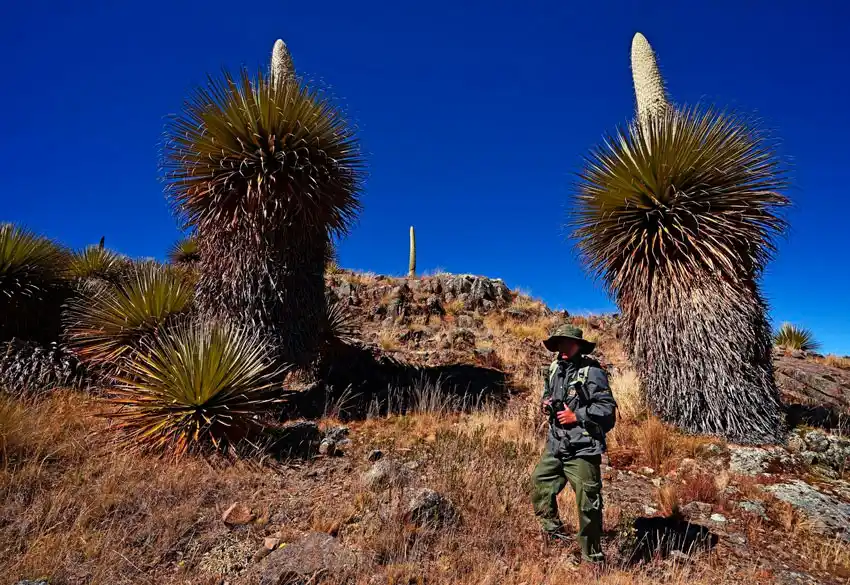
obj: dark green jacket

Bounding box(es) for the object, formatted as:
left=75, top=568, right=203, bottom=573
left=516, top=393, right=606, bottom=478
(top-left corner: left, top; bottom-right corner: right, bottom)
left=542, top=354, right=616, bottom=458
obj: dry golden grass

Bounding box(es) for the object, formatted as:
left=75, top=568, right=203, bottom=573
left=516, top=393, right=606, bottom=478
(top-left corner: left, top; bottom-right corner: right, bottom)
left=819, top=355, right=850, bottom=370
left=379, top=331, right=400, bottom=351
left=444, top=299, right=465, bottom=316
left=610, top=369, right=645, bottom=422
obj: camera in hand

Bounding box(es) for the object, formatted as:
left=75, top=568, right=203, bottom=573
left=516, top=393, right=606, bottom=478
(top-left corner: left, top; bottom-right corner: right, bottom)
left=545, top=399, right=566, bottom=422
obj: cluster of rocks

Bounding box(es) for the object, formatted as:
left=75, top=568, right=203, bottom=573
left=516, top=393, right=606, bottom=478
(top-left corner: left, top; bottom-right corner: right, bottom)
left=786, top=428, right=849, bottom=475
left=361, top=457, right=459, bottom=529
left=328, top=273, right=515, bottom=324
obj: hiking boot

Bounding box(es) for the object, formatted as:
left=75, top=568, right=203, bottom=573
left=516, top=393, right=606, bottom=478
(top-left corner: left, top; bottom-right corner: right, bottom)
left=542, top=529, right=573, bottom=546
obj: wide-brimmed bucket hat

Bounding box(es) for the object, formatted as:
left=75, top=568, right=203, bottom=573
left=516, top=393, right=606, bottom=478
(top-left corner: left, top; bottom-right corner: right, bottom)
left=543, top=323, right=596, bottom=354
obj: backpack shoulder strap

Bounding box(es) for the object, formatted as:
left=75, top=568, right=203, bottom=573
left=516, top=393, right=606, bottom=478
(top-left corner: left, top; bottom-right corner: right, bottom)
left=548, top=360, right=559, bottom=387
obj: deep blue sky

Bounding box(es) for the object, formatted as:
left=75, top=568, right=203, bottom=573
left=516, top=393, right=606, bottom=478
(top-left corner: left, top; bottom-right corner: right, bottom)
left=2, top=1, right=848, bottom=354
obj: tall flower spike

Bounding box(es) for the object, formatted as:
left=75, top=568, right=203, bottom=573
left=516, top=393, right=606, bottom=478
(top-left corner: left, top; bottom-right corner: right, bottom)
left=631, top=33, right=669, bottom=130
left=271, top=39, right=295, bottom=85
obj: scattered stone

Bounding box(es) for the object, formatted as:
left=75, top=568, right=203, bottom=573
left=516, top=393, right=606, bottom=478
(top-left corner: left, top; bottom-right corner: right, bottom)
left=449, top=328, right=476, bottom=351
left=426, top=295, right=444, bottom=315
left=643, top=505, right=658, bottom=516
left=457, top=314, right=474, bottom=329
left=677, top=458, right=698, bottom=474
left=681, top=501, right=712, bottom=516
left=765, top=480, right=850, bottom=541
left=13, top=581, right=49, bottom=585
left=638, top=467, right=655, bottom=476
left=737, top=500, right=768, bottom=520
left=324, top=426, right=350, bottom=443
left=319, top=439, right=336, bottom=456
left=264, top=537, right=281, bottom=550
left=367, top=449, right=383, bottom=462
left=362, top=459, right=411, bottom=491
left=404, top=460, right=420, bottom=470
left=728, top=533, right=748, bottom=546
left=786, top=432, right=806, bottom=454
left=804, top=430, right=830, bottom=453
left=405, top=488, right=458, bottom=528
left=709, top=513, right=727, bottom=523
left=251, top=532, right=358, bottom=585
left=651, top=478, right=662, bottom=487
left=222, top=503, right=255, bottom=526
left=776, top=570, right=823, bottom=585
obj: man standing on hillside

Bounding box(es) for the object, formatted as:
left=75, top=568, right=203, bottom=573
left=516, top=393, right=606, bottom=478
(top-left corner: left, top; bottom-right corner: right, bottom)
left=531, top=324, right=617, bottom=564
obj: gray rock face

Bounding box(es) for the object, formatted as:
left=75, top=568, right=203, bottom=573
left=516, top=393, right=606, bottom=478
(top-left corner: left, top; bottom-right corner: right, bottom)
left=443, top=275, right=511, bottom=312
left=728, top=446, right=797, bottom=475
left=804, top=430, right=831, bottom=453
left=254, top=532, right=358, bottom=585
left=775, top=355, right=850, bottom=414
left=362, top=459, right=411, bottom=491
left=405, top=488, right=458, bottom=528
left=737, top=500, right=768, bottom=520
left=764, top=480, right=850, bottom=541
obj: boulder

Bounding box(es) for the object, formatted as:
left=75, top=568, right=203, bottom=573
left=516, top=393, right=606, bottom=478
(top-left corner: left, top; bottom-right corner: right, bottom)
left=362, top=459, right=411, bottom=491
left=764, top=480, right=850, bottom=541
left=680, top=501, right=712, bottom=516
left=405, top=488, right=459, bottom=528
left=253, top=532, right=358, bottom=585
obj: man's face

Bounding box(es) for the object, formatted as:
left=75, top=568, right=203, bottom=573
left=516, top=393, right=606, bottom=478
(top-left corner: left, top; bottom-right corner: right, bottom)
left=557, top=338, right=580, bottom=358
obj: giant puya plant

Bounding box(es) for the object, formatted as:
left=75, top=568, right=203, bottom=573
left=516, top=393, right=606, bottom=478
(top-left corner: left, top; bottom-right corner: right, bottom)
left=571, top=33, right=788, bottom=443
left=163, top=40, right=364, bottom=367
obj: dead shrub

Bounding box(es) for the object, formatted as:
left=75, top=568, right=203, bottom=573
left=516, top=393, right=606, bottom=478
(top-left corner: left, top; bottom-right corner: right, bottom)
left=637, top=417, right=675, bottom=470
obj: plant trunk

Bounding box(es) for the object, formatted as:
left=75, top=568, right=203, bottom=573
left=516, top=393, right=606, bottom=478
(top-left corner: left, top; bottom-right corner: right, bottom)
left=621, top=272, right=784, bottom=444
left=195, top=226, right=327, bottom=368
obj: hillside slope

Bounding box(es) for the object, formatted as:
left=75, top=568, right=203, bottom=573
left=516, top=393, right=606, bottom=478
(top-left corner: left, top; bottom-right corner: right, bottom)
left=1, top=271, right=848, bottom=585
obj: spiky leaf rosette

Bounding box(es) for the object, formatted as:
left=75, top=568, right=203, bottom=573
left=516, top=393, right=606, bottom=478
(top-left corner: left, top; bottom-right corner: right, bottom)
left=168, top=236, right=200, bottom=266
left=0, top=224, right=70, bottom=342
left=67, top=244, right=126, bottom=283
left=775, top=323, right=820, bottom=352
left=109, top=320, right=284, bottom=457
left=163, top=68, right=363, bottom=365
left=0, top=339, right=88, bottom=397
left=63, top=262, right=194, bottom=370
left=572, top=107, right=789, bottom=443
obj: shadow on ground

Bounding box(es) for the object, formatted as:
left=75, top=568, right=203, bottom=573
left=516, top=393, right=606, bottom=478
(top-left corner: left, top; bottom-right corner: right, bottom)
left=284, top=341, right=510, bottom=420
left=623, top=515, right=718, bottom=564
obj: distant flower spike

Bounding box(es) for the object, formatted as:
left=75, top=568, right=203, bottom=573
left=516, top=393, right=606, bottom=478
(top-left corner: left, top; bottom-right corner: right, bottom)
left=271, top=39, right=295, bottom=85
left=631, top=33, right=669, bottom=130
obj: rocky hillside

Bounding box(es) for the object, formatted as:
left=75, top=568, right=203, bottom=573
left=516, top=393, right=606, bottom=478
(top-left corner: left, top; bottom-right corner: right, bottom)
left=2, top=271, right=849, bottom=585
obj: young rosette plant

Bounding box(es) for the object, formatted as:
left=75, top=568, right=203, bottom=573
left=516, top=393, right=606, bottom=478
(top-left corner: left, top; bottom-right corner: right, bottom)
left=163, top=40, right=364, bottom=367
left=775, top=323, right=820, bottom=352
left=167, top=236, right=200, bottom=266
left=0, top=223, right=70, bottom=343
left=63, top=262, right=193, bottom=371
left=67, top=242, right=126, bottom=285
left=108, top=320, right=284, bottom=457
left=571, top=35, right=789, bottom=444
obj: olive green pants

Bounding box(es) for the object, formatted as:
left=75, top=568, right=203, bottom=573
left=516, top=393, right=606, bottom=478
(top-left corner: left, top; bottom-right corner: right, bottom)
left=530, top=451, right=604, bottom=562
